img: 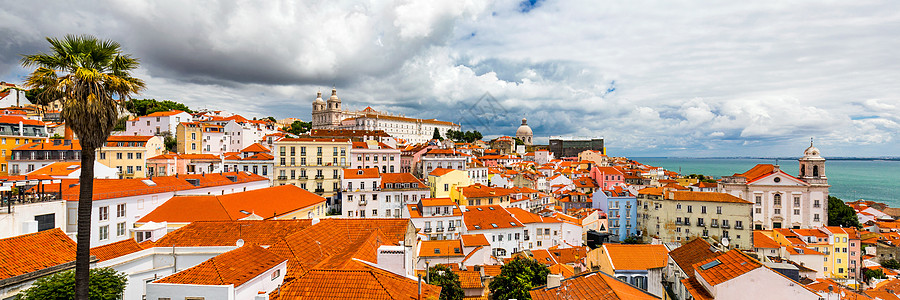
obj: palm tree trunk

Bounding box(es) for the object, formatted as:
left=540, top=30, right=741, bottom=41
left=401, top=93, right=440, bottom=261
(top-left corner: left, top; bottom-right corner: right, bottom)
left=74, top=148, right=95, bottom=300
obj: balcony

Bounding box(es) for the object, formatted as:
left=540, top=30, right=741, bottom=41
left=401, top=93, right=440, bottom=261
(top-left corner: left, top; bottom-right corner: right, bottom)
left=436, top=227, right=444, bottom=232
left=424, top=228, right=432, bottom=233
left=277, top=176, right=288, bottom=180
left=315, top=175, right=324, bottom=180
left=314, top=188, right=325, bottom=193
left=735, top=225, right=743, bottom=230
left=299, top=175, right=308, bottom=179
left=711, top=223, right=719, bottom=228
left=448, top=226, right=455, bottom=232
left=359, top=199, right=367, bottom=205
left=524, top=235, right=530, bottom=241
left=722, top=224, right=730, bottom=229
left=697, top=222, right=705, bottom=227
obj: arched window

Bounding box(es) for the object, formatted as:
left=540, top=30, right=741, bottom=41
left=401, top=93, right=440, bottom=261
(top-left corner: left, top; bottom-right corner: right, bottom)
left=800, top=164, right=805, bottom=177
left=631, top=276, right=648, bottom=290
left=773, top=194, right=782, bottom=205
left=813, top=165, right=819, bottom=177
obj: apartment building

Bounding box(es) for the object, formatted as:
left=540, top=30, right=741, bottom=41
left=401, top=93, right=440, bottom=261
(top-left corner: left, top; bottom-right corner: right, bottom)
left=638, top=189, right=753, bottom=249
left=0, top=115, right=48, bottom=175
left=9, top=139, right=80, bottom=175
left=97, top=135, right=164, bottom=178
left=273, top=138, right=351, bottom=200
left=175, top=122, right=202, bottom=154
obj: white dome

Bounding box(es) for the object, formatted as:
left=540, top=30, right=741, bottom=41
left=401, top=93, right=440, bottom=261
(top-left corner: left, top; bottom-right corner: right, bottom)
left=328, top=88, right=340, bottom=102
left=516, top=118, right=533, bottom=136
left=313, top=91, right=324, bottom=104
left=803, top=145, right=821, bottom=158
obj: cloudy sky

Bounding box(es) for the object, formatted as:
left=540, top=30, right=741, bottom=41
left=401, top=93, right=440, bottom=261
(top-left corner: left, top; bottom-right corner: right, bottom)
left=2, top=0, right=899, bottom=157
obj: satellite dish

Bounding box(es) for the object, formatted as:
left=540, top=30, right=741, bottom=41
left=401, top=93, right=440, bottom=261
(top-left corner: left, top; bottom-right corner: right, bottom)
left=236, top=239, right=245, bottom=247
left=721, top=237, right=730, bottom=248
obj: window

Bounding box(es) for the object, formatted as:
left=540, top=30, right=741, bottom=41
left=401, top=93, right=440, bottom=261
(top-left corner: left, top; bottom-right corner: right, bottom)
left=687, top=206, right=692, bottom=213
left=272, top=269, right=281, bottom=280
left=814, top=200, right=821, bottom=208
left=99, top=206, right=109, bottom=221
left=793, top=196, right=800, bottom=206
left=117, top=222, right=126, bottom=236
left=99, top=225, right=109, bottom=240
left=100, top=152, right=106, bottom=160
left=755, top=208, right=761, bottom=214
left=127, top=152, right=133, bottom=159
left=116, top=204, right=126, bottom=218
left=116, top=153, right=123, bottom=160
left=774, top=194, right=782, bottom=205
left=716, top=206, right=722, bottom=214
left=794, top=209, right=800, bottom=215
left=755, top=195, right=761, bottom=205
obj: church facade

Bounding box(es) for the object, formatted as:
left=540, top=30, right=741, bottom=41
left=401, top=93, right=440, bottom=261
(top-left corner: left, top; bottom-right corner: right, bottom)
left=311, top=89, right=460, bottom=144
left=719, top=142, right=829, bottom=230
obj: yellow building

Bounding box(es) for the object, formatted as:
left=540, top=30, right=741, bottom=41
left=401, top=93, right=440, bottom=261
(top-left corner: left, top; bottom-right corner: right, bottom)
left=273, top=138, right=351, bottom=200
left=97, top=135, right=165, bottom=178
left=0, top=115, right=48, bottom=176
left=176, top=122, right=202, bottom=154
left=450, top=183, right=512, bottom=207
left=427, top=168, right=471, bottom=198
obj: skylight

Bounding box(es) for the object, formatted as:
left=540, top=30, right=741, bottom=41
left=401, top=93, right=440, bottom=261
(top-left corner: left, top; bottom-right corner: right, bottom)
left=699, top=259, right=722, bottom=270
left=141, top=179, right=156, bottom=186
left=491, top=223, right=498, bottom=228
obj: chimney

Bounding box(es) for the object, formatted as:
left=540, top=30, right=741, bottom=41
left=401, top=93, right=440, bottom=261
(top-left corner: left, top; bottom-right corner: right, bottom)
left=547, top=274, right=562, bottom=288
left=64, top=126, right=74, bottom=140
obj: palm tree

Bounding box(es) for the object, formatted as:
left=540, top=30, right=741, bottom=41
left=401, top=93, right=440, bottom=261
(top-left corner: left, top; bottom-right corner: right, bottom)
left=21, top=35, right=145, bottom=299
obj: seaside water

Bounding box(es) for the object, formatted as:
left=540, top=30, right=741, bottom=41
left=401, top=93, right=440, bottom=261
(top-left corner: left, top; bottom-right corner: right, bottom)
left=633, top=157, right=900, bottom=207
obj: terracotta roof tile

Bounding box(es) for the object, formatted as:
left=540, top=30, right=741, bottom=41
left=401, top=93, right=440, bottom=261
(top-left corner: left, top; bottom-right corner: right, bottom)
left=0, top=228, right=76, bottom=280
left=681, top=277, right=713, bottom=300
left=380, top=173, right=425, bottom=188
left=482, top=265, right=502, bottom=277
left=344, top=168, right=380, bottom=179
left=429, top=168, right=457, bottom=176
left=669, top=191, right=753, bottom=204
left=693, top=249, right=761, bottom=286
left=270, top=267, right=442, bottom=300
left=753, top=231, right=781, bottom=249
left=461, top=234, right=490, bottom=247
left=462, top=205, right=523, bottom=231
left=90, top=238, right=148, bottom=262
left=669, top=238, right=718, bottom=276
left=454, top=270, right=484, bottom=289
left=154, top=220, right=314, bottom=247
left=531, top=271, right=659, bottom=300
left=155, top=244, right=285, bottom=286
left=419, top=240, right=464, bottom=257
left=603, top=244, right=668, bottom=270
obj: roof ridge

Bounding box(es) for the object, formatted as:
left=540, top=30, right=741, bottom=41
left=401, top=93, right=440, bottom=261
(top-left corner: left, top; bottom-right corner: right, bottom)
left=210, top=255, right=228, bottom=285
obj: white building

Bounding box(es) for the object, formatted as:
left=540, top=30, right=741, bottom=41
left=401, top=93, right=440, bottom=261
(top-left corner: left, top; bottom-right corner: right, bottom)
left=419, top=148, right=468, bottom=178
left=124, top=110, right=192, bottom=136
left=719, top=143, right=829, bottom=230
left=406, top=198, right=463, bottom=240
left=200, top=123, right=229, bottom=155
left=61, top=172, right=269, bottom=247
left=349, top=140, right=401, bottom=173
left=146, top=244, right=287, bottom=300
left=223, top=143, right=275, bottom=181
left=310, top=88, right=460, bottom=144
left=341, top=168, right=429, bottom=218
left=462, top=205, right=526, bottom=258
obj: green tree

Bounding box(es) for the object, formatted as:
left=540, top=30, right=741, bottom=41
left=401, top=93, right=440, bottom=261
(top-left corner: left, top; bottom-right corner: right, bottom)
left=622, top=236, right=642, bottom=244
left=489, top=257, right=550, bottom=300
left=161, top=132, right=177, bottom=152
left=22, top=34, right=145, bottom=299
left=882, top=259, right=900, bottom=270
left=285, top=121, right=311, bottom=136
left=427, top=265, right=464, bottom=300
left=828, top=196, right=861, bottom=228
left=112, top=116, right=129, bottom=131
left=124, top=99, right=192, bottom=116
left=864, top=268, right=886, bottom=284
left=513, top=137, right=524, bottom=145
left=15, top=267, right=128, bottom=300
left=266, top=116, right=277, bottom=122
left=432, top=128, right=443, bottom=141
left=464, top=130, right=483, bottom=143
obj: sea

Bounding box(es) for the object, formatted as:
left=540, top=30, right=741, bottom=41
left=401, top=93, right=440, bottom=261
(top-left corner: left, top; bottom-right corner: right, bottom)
left=632, top=157, right=900, bottom=207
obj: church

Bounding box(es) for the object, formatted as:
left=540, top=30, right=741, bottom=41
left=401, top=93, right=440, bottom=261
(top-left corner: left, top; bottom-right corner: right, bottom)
left=719, top=141, right=829, bottom=230
left=310, top=88, right=460, bottom=144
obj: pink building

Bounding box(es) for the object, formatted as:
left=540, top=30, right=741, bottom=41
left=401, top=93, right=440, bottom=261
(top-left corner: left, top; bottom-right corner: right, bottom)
left=590, top=166, right=626, bottom=190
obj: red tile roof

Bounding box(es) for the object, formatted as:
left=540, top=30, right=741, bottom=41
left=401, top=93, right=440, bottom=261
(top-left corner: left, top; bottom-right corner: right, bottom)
left=0, top=228, right=76, bottom=280
left=344, top=168, right=380, bottom=179
left=136, top=185, right=326, bottom=223
left=380, top=173, right=425, bottom=188
left=14, top=140, right=81, bottom=151
left=146, top=110, right=187, bottom=117
left=693, top=249, right=760, bottom=286
left=669, top=191, right=753, bottom=204
left=462, top=205, right=523, bottom=231
left=60, top=172, right=268, bottom=201
left=461, top=234, right=490, bottom=247
left=27, top=162, right=81, bottom=177
left=530, top=271, right=659, bottom=300
left=90, top=238, right=149, bottom=262
left=0, top=115, right=46, bottom=126
left=429, top=168, right=457, bottom=176
left=669, top=238, right=718, bottom=276
left=419, top=240, right=464, bottom=257
left=270, top=266, right=442, bottom=300
left=753, top=231, right=781, bottom=249
left=603, top=244, right=668, bottom=270
left=240, top=143, right=270, bottom=153
left=154, top=220, right=314, bottom=247
left=454, top=270, right=484, bottom=289
left=154, top=244, right=285, bottom=286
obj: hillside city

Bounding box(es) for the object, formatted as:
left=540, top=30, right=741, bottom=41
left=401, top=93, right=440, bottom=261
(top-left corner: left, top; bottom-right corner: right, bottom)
left=0, top=82, right=896, bottom=300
